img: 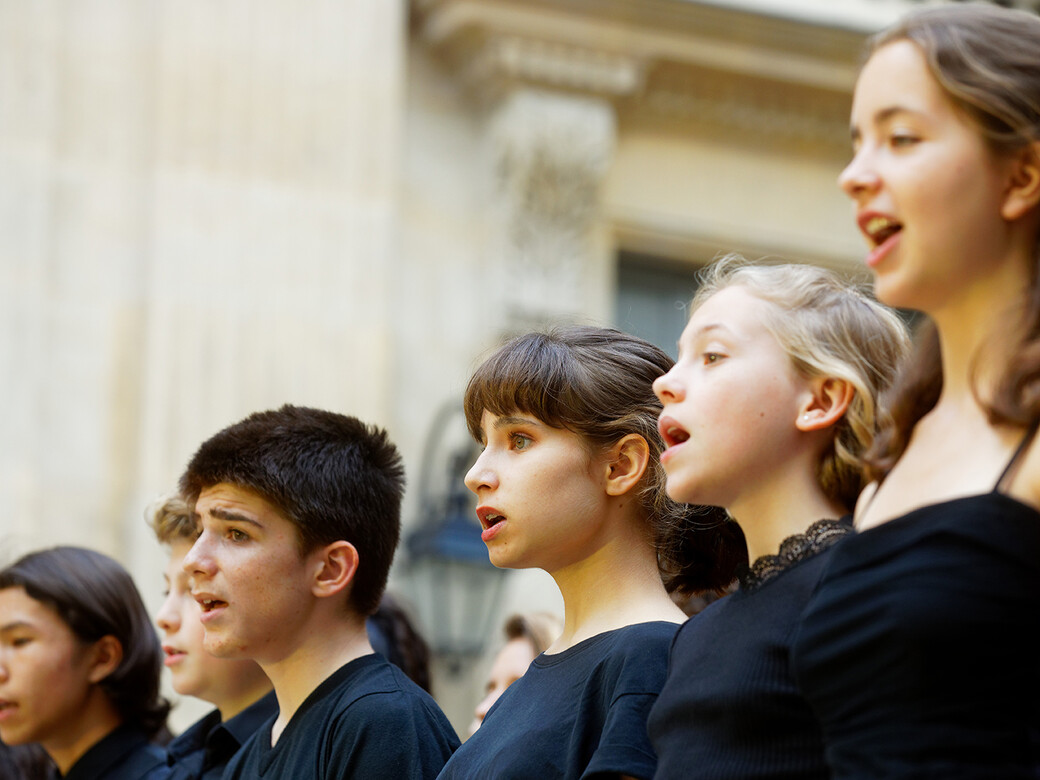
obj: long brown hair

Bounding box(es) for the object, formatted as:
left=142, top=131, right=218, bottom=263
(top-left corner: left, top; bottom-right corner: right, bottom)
left=861, top=5, right=1040, bottom=478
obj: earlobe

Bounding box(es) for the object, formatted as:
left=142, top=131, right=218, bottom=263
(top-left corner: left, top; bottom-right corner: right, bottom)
left=797, top=378, right=854, bottom=432
left=87, top=635, right=123, bottom=685
left=605, top=434, right=650, bottom=497
left=312, top=541, right=360, bottom=600
left=1001, top=142, right=1040, bottom=222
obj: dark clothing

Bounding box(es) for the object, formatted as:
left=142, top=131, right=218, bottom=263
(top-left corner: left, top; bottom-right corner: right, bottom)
left=649, top=519, right=849, bottom=780
left=439, top=621, right=679, bottom=780
left=54, top=725, right=166, bottom=780
left=793, top=494, right=1040, bottom=778
left=163, top=691, right=276, bottom=780
left=222, top=654, right=458, bottom=779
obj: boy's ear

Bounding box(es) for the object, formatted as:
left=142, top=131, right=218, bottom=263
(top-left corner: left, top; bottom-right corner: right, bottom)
left=87, top=635, right=124, bottom=684
left=311, top=541, right=360, bottom=600
left=796, top=377, right=854, bottom=432
left=1002, top=141, right=1040, bottom=222
left=604, top=434, right=650, bottom=497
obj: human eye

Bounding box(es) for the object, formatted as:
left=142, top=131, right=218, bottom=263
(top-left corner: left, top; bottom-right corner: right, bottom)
left=9, top=635, right=32, bottom=648
left=509, top=432, right=533, bottom=451
left=702, top=352, right=726, bottom=365
left=227, top=527, right=250, bottom=543
left=888, top=130, right=920, bottom=148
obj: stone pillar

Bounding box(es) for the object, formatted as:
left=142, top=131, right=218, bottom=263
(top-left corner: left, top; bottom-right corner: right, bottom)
left=484, top=88, right=617, bottom=331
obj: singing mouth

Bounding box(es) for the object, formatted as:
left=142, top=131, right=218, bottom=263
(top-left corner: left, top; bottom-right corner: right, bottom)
left=659, top=417, right=690, bottom=448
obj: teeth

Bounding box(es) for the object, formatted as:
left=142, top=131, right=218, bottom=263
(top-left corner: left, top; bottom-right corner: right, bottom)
left=865, top=215, right=900, bottom=238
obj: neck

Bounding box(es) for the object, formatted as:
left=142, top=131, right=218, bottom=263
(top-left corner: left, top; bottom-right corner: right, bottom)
left=215, top=677, right=274, bottom=722
left=728, top=457, right=845, bottom=562
left=547, top=510, right=684, bottom=652
left=262, top=613, right=372, bottom=745
left=929, top=246, right=1032, bottom=407
left=43, top=693, right=123, bottom=775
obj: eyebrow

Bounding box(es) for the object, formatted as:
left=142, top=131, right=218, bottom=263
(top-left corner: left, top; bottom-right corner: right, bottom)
left=850, top=105, right=918, bottom=143
left=206, top=506, right=264, bottom=529
left=0, top=620, right=33, bottom=633
left=491, top=414, right=541, bottom=430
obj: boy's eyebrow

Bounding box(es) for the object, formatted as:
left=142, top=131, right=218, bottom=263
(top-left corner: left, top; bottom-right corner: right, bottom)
left=0, top=619, right=32, bottom=633
left=207, top=506, right=264, bottom=528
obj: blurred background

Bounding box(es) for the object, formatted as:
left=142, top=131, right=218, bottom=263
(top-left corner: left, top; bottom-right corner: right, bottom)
left=3, top=0, right=1036, bottom=736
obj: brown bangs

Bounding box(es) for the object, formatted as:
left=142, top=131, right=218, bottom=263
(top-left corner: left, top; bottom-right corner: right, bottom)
left=464, top=332, right=591, bottom=442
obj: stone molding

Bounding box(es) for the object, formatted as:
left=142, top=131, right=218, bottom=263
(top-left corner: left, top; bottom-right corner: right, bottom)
left=412, top=0, right=870, bottom=145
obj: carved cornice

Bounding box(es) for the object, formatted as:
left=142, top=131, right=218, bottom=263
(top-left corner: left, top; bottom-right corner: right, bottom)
left=411, top=0, right=872, bottom=146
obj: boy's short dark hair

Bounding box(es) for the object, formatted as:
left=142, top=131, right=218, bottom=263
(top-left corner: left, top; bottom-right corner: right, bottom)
left=179, top=405, right=405, bottom=616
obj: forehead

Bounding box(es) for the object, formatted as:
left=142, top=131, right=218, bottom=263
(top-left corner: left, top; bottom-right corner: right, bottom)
left=196, top=483, right=284, bottom=520
left=0, top=586, right=65, bottom=633
left=853, top=40, right=948, bottom=121
left=684, top=285, right=774, bottom=337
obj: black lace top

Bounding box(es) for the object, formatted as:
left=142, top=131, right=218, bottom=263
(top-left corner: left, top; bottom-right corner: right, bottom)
left=739, top=518, right=852, bottom=592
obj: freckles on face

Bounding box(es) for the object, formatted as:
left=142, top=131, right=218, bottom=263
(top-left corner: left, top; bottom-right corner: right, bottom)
left=657, top=286, right=810, bottom=508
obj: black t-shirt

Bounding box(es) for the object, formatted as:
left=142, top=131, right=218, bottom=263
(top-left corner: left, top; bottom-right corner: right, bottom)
left=649, top=520, right=850, bottom=780
left=163, top=691, right=276, bottom=780
left=439, top=621, right=679, bottom=780
left=223, top=654, right=459, bottom=779
left=54, top=725, right=167, bottom=780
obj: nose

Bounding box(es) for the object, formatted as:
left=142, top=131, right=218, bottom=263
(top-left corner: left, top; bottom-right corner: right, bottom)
left=838, top=148, right=880, bottom=201
left=155, top=590, right=181, bottom=634
left=181, top=532, right=215, bottom=579
left=653, top=368, right=684, bottom=404
left=0, top=652, right=8, bottom=683
left=464, top=449, right=498, bottom=495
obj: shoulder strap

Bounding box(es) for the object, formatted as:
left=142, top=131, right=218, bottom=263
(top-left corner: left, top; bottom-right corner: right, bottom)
left=994, top=420, right=1040, bottom=492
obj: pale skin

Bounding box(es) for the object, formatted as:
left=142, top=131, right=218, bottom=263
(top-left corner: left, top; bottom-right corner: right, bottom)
left=466, top=417, right=680, bottom=780
left=654, top=286, right=854, bottom=562
left=466, top=415, right=685, bottom=653
left=840, top=41, right=1040, bottom=527
left=183, top=484, right=373, bottom=746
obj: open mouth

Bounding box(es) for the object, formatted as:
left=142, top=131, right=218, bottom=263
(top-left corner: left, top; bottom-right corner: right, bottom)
left=659, top=418, right=690, bottom=448
left=864, top=215, right=902, bottom=247
left=196, top=597, right=228, bottom=613
left=482, top=513, right=504, bottom=531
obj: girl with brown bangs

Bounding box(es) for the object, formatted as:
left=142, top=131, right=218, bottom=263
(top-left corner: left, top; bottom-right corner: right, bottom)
left=437, top=326, right=741, bottom=780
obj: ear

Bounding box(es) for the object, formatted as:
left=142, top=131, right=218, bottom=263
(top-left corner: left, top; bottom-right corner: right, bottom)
left=310, top=541, right=360, bottom=600
left=1001, top=142, right=1040, bottom=222
left=86, top=635, right=123, bottom=685
left=796, top=377, right=854, bottom=432
left=604, top=434, right=650, bottom=497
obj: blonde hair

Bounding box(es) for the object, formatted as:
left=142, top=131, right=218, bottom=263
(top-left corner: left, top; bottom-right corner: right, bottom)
left=145, top=493, right=197, bottom=545
left=692, top=256, right=910, bottom=510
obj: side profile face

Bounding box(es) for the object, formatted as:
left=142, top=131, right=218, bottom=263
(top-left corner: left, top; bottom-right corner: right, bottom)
left=468, top=636, right=538, bottom=737
left=839, top=40, right=1023, bottom=313
left=464, top=411, right=612, bottom=574
left=157, top=538, right=268, bottom=705
left=653, top=285, right=814, bottom=511
left=0, top=587, right=99, bottom=749
left=182, top=483, right=324, bottom=664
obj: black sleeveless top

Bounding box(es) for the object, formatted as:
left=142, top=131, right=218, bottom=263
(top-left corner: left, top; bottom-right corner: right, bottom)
left=792, top=431, right=1040, bottom=778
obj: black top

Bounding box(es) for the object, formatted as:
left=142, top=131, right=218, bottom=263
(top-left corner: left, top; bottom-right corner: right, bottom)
left=793, top=463, right=1040, bottom=777
left=438, top=621, right=679, bottom=780
left=649, top=518, right=850, bottom=780
left=163, top=690, right=277, bottom=780
left=222, top=654, right=458, bottom=779
left=52, top=725, right=166, bottom=780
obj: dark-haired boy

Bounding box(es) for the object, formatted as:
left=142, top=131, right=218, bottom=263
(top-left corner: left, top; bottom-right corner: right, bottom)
left=179, top=405, right=459, bottom=779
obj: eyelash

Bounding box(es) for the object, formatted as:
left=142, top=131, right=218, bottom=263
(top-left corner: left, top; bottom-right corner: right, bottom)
left=509, top=433, right=533, bottom=451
